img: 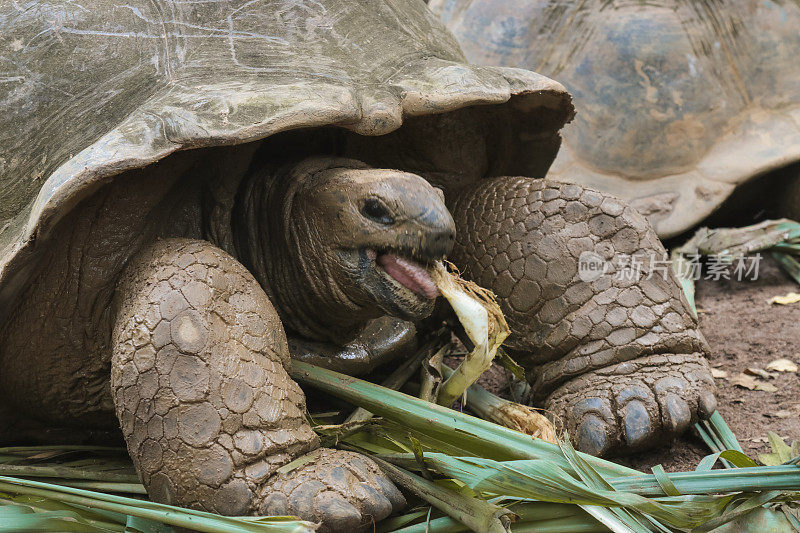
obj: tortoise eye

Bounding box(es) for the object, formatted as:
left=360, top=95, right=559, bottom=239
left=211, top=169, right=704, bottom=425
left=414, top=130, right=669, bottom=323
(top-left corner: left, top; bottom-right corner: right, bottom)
left=361, top=198, right=395, bottom=225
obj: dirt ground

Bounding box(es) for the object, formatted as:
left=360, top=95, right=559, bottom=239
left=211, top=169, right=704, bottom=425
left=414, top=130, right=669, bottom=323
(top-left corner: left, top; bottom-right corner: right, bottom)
left=469, top=255, right=800, bottom=472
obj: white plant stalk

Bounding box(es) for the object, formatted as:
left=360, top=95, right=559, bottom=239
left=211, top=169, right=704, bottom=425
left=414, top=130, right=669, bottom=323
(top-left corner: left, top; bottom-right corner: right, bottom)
left=431, top=261, right=510, bottom=407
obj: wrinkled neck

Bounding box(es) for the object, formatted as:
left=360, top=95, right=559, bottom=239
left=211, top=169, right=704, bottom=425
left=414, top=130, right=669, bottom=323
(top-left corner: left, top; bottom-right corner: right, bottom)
left=233, top=163, right=377, bottom=345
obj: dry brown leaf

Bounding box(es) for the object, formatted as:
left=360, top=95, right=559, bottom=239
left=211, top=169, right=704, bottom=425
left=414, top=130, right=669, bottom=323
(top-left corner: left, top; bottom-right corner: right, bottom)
left=711, top=368, right=728, bottom=379
left=769, top=292, right=800, bottom=305
left=731, top=373, right=757, bottom=389
left=731, top=372, right=778, bottom=391
left=494, top=403, right=557, bottom=444
left=754, top=382, right=778, bottom=392
left=745, top=366, right=777, bottom=379
left=766, top=358, right=798, bottom=373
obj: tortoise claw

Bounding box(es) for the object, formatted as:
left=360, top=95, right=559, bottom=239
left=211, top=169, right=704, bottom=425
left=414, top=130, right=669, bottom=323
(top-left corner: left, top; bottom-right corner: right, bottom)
left=577, top=414, right=611, bottom=456
left=314, top=492, right=362, bottom=531
left=375, top=475, right=406, bottom=511
left=697, top=390, right=717, bottom=420
left=622, top=399, right=652, bottom=449
left=663, top=393, right=692, bottom=433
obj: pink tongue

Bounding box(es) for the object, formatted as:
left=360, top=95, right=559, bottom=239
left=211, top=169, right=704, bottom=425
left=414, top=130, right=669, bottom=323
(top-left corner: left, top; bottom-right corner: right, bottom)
left=377, top=253, right=440, bottom=299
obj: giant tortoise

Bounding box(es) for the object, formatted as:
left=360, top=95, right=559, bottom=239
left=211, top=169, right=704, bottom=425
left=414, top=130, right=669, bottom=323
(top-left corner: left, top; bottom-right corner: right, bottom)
left=431, top=0, right=800, bottom=238
left=1, top=0, right=713, bottom=529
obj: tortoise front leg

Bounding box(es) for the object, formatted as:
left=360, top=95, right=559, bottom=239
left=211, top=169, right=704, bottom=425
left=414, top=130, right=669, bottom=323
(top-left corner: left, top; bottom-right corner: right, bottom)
left=449, top=178, right=716, bottom=456
left=111, top=238, right=404, bottom=530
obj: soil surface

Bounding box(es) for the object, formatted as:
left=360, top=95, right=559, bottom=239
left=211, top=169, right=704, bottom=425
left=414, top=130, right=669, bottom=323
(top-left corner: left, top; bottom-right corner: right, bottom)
left=622, top=254, right=800, bottom=472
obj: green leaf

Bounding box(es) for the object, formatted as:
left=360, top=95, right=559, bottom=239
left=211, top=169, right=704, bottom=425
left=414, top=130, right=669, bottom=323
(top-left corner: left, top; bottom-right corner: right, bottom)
left=373, top=457, right=514, bottom=533
left=413, top=453, right=733, bottom=530
left=770, top=433, right=795, bottom=463
left=693, top=491, right=783, bottom=532
left=4, top=363, right=799, bottom=533
left=695, top=451, right=758, bottom=471
left=495, top=349, right=525, bottom=381
left=772, top=252, right=800, bottom=285
left=651, top=465, right=681, bottom=497
left=125, top=514, right=174, bottom=533
left=0, top=476, right=316, bottom=532
left=759, top=433, right=800, bottom=466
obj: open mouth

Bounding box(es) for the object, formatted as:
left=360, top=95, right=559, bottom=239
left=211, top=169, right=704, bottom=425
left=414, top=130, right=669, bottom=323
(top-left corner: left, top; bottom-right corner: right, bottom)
left=373, top=251, right=440, bottom=299
left=356, top=246, right=444, bottom=321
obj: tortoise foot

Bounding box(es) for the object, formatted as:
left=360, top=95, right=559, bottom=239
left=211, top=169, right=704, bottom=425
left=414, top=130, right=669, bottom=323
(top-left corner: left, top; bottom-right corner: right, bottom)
left=546, top=353, right=716, bottom=456
left=260, top=449, right=405, bottom=533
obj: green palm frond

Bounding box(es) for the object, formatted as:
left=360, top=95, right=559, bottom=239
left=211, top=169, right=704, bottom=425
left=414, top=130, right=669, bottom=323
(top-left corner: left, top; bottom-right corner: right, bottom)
left=1, top=361, right=798, bottom=532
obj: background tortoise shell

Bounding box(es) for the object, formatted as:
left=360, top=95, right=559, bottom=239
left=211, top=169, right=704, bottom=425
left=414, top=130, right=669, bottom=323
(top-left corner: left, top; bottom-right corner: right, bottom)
left=431, top=0, right=800, bottom=237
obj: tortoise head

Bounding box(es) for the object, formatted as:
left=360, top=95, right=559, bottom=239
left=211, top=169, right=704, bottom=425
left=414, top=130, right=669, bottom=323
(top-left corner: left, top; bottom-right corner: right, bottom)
left=288, top=158, right=455, bottom=322
left=236, top=156, right=455, bottom=341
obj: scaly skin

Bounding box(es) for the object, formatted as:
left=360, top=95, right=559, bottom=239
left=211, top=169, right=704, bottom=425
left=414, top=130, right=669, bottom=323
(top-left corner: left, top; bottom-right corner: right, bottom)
left=450, top=177, right=716, bottom=456
left=112, top=239, right=403, bottom=529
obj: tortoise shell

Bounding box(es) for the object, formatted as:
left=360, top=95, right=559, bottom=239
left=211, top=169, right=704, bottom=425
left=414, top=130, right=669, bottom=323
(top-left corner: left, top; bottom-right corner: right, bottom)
left=0, top=0, right=573, bottom=313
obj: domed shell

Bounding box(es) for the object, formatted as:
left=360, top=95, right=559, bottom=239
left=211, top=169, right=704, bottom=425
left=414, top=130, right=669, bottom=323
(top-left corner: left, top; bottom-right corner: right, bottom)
left=0, top=0, right=572, bottom=307
left=432, top=0, right=800, bottom=237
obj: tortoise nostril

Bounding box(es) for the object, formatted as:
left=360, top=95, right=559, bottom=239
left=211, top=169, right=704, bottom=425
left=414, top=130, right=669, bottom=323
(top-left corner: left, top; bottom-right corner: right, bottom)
left=428, top=228, right=455, bottom=257
left=361, top=198, right=395, bottom=225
